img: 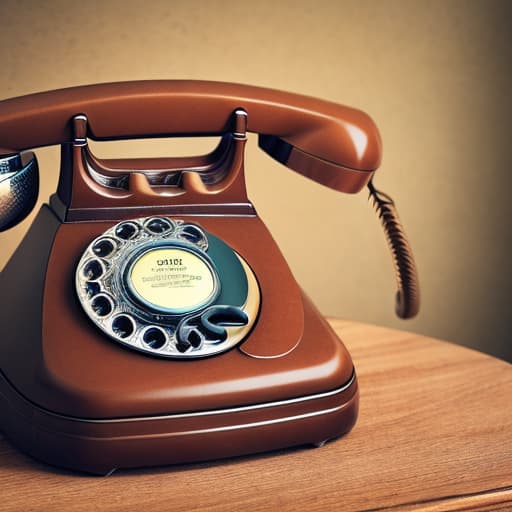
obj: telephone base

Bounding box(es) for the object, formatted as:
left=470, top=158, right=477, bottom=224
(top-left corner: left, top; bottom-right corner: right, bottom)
left=0, top=206, right=359, bottom=474
left=0, top=369, right=358, bottom=475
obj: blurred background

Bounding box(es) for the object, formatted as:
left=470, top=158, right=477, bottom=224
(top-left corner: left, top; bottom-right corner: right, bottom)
left=0, top=0, right=510, bottom=360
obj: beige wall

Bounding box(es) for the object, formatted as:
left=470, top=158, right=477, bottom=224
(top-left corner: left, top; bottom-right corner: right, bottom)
left=0, top=0, right=510, bottom=360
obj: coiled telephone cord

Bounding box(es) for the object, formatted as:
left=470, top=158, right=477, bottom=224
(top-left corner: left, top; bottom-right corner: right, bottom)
left=368, top=179, right=420, bottom=319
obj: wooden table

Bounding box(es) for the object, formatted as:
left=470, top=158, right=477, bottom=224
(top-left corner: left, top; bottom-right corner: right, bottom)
left=0, top=320, right=511, bottom=511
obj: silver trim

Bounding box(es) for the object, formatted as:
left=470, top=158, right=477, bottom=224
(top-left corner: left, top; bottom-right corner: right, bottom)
left=25, top=371, right=356, bottom=424
left=233, top=109, right=248, bottom=139
left=72, top=114, right=88, bottom=146
left=92, top=405, right=348, bottom=440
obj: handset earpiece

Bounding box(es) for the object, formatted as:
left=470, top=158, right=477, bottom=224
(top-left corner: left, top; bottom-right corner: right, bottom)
left=0, top=149, right=39, bottom=231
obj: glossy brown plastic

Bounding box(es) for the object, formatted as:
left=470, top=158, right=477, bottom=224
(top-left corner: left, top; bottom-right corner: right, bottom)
left=0, top=81, right=381, bottom=193
left=0, top=81, right=364, bottom=474
left=0, top=351, right=358, bottom=475
left=0, top=205, right=358, bottom=473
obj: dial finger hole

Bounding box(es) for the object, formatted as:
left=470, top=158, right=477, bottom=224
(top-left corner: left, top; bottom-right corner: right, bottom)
left=115, top=221, right=139, bottom=240
left=91, top=294, right=113, bottom=317
left=85, top=281, right=101, bottom=298
left=176, top=341, right=191, bottom=353
left=82, top=259, right=104, bottom=281
left=92, top=238, right=117, bottom=258
left=176, top=326, right=204, bottom=352
left=179, top=225, right=206, bottom=245
left=112, top=315, right=135, bottom=339
left=144, top=217, right=173, bottom=235
left=188, top=329, right=203, bottom=348
left=142, top=327, right=167, bottom=350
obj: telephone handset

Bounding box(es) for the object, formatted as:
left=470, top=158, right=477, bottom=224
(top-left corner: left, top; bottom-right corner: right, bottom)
left=0, top=81, right=419, bottom=474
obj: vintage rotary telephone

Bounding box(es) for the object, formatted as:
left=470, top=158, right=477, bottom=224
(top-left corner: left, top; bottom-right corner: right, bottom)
left=0, top=81, right=419, bottom=474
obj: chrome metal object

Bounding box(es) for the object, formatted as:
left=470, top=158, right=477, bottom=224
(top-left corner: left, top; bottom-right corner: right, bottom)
left=0, top=151, right=39, bottom=231
left=75, top=216, right=260, bottom=359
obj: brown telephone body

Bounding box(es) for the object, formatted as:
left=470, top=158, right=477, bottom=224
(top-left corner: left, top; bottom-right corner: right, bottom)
left=0, top=81, right=418, bottom=474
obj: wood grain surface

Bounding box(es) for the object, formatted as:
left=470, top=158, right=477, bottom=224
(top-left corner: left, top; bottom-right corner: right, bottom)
left=0, top=320, right=510, bottom=511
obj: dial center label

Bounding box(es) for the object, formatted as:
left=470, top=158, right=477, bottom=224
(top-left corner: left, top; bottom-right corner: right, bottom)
left=129, top=247, right=216, bottom=313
